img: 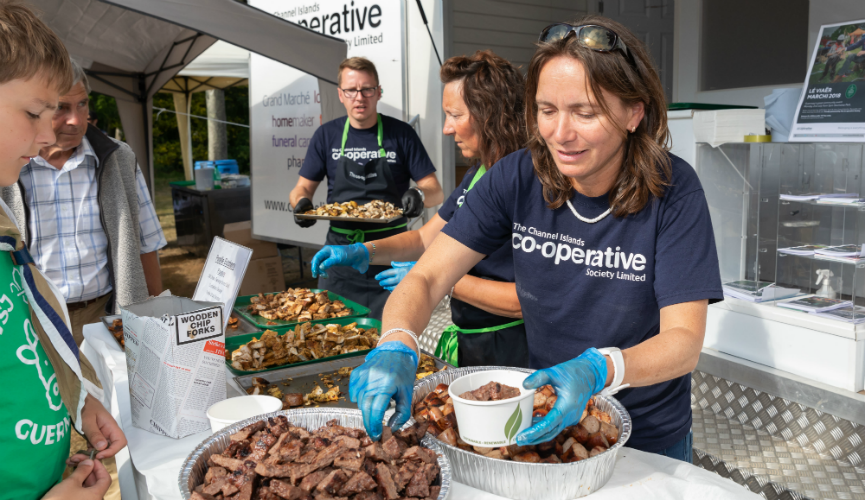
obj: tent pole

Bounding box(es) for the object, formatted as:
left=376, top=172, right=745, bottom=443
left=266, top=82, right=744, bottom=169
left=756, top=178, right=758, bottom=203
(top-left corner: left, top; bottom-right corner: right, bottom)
left=139, top=74, right=154, bottom=196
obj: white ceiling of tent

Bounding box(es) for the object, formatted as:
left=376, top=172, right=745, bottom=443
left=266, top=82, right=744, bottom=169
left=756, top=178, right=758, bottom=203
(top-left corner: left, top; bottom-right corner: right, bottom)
left=27, top=0, right=345, bottom=189
left=32, top=0, right=197, bottom=73
left=178, top=41, right=249, bottom=79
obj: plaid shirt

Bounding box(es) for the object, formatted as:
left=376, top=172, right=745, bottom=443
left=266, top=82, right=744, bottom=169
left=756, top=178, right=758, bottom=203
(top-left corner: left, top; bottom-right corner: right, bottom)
left=21, top=136, right=166, bottom=303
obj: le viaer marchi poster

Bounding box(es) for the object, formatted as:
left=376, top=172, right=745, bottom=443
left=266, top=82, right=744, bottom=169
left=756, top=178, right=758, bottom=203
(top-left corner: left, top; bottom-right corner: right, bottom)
left=790, top=19, right=865, bottom=142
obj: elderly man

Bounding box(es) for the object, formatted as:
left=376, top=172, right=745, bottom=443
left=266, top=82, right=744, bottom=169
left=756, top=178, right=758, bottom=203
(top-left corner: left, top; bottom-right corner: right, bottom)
left=2, top=60, right=166, bottom=344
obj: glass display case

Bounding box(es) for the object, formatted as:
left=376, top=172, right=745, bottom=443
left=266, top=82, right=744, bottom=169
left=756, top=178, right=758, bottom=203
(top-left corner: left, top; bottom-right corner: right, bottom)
left=696, top=142, right=865, bottom=320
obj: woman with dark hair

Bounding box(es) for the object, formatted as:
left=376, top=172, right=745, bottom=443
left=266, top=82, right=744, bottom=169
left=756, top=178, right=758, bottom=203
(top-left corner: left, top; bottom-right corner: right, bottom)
left=311, top=50, right=529, bottom=369
left=349, top=15, right=722, bottom=463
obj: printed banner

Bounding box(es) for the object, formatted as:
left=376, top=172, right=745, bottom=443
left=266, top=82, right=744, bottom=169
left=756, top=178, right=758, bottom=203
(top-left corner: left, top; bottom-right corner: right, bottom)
left=249, top=0, right=406, bottom=245
left=790, top=19, right=865, bottom=142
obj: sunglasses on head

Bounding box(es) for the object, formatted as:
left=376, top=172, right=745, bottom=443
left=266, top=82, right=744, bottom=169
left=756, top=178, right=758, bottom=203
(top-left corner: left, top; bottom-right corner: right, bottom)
left=538, top=23, right=636, bottom=68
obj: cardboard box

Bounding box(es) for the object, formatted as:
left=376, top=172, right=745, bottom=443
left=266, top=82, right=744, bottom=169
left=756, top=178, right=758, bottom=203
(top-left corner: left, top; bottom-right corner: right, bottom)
left=239, top=255, right=286, bottom=296
left=121, top=296, right=226, bottom=439
left=222, top=220, right=279, bottom=259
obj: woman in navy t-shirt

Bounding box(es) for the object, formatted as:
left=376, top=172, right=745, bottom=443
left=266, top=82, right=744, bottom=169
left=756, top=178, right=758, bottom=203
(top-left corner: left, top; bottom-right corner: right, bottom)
left=348, top=15, right=723, bottom=462
left=312, top=51, right=531, bottom=368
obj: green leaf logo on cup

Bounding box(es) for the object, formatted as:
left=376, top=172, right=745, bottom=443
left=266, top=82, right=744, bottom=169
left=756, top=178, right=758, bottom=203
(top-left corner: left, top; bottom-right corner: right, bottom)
left=846, top=84, right=857, bottom=99
left=504, top=404, right=523, bottom=442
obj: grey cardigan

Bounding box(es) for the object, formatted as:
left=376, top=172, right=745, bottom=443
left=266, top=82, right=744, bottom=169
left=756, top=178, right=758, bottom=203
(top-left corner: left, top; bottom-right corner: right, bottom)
left=2, top=125, right=150, bottom=313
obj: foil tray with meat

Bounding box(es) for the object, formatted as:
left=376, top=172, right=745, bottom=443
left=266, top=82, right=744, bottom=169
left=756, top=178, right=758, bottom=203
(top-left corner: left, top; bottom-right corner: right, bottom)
left=410, top=367, right=632, bottom=500
left=178, top=408, right=452, bottom=500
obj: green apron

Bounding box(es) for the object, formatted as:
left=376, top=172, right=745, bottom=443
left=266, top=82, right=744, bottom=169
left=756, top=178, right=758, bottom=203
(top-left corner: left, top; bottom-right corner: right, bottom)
left=434, top=165, right=525, bottom=366
left=329, top=115, right=408, bottom=243
left=0, top=250, right=70, bottom=499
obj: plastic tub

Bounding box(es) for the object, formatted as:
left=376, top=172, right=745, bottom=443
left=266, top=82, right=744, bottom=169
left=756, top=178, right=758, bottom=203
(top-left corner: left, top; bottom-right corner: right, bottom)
left=205, top=395, right=282, bottom=432
left=448, top=369, right=535, bottom=447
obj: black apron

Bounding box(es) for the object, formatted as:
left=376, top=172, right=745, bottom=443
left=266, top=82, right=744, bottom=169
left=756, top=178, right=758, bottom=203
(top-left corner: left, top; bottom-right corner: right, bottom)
left=433, top=166, right=529, bottom=368
left=319, top=114, right=408, bottom=319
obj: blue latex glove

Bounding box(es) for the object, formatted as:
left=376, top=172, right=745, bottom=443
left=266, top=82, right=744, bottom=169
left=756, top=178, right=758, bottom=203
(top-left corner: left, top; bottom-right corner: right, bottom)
left=375, top=261, right=416, bottom=291
left=515, top=348, right=608, bottom=446
left=349, top=342, right=419, bottom=441
left=310, top=243, right=370, bottom=279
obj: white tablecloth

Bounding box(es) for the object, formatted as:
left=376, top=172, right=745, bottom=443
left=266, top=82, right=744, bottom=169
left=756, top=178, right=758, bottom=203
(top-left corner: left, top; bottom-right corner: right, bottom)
left=81, top=323, right=760, bottom=500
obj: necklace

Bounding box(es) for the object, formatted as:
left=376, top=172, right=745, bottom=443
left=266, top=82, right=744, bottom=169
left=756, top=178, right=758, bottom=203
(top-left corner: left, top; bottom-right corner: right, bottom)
left=566, top=199, right=612, bottom=223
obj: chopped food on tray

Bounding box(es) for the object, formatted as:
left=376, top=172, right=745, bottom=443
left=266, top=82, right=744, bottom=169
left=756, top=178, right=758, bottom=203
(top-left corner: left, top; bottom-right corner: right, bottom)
left=246, top=288, right=353, bottom=322
left=230, top=322, right=380, bottom=372
left=304, top=199, right=403, bottom=220
left=416, top=353, right=445, bottom=380
left=459, top=381, right=521, bottom=401
left=413, top=383, right=619, bottom=463
left=107, top=318, right=124, bottom=348
left=228, top=316, right=239, bottom=329
left=306, top=384, right=341, bottom=404
left=193, top=416, right=441, bottom=500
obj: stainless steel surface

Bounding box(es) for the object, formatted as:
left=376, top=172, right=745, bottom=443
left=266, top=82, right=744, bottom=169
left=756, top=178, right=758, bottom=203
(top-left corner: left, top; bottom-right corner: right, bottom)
left=697, top=348, right=865, bottom=427
left=234, top=350, right=453, bottom=410
left=234, top=355, right=366, bottom=409
left=691, top=369, right=865, bottom=499
left=293, top=213, right=403, bottom=224
left=225, top=312, right=259, bottom=337
left=178, top=408, right=451, bottom=500
left=412, top=366, right=632, bottom=500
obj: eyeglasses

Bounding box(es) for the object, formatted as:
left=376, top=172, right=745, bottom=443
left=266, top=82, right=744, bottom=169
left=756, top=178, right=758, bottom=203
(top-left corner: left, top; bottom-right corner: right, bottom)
left=538, top=23, right=636, bottom=67
left=339, top=86, right=379, bottom=98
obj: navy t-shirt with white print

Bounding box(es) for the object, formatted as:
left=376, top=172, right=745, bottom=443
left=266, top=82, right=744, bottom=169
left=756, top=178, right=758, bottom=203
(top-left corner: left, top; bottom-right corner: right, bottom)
left=299, top=114, right=437, bottom=202
left=442, top=149, right=723, bottom=452
left=438, top=164, right=514, bottom=284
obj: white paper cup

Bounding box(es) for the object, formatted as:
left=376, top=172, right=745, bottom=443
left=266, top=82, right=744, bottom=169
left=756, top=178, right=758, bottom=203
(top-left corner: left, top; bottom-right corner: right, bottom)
left=448, top=370, right=535, bottom=447
left=206, top=395, right=282, bottom=433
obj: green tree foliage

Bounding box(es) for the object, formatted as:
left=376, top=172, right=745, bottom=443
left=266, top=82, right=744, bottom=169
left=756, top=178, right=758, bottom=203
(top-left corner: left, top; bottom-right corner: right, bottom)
left=90, top=87, right=250, bottom=178
left=89, top=92, right=124, bottom=139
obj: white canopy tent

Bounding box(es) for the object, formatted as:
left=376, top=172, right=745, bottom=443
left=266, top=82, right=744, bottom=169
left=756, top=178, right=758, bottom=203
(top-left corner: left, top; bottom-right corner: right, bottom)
left=161, top=41, right=251, bottom=180
left=31, top=0, right=347, bottom=191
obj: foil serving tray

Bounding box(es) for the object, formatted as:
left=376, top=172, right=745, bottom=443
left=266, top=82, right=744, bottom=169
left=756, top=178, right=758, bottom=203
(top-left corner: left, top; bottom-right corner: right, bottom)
left=412, top=366, right=633, bottom=500
left=178, top=408, right=451, bottom=500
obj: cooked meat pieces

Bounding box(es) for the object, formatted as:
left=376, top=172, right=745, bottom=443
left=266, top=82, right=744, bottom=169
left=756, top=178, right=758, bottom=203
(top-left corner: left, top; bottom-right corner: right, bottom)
left=333, top=449, right=365, bottom=471
left=459, top=381, right=521, bottom=402
left=316, top=469, right=350, bottom=495
left=231, top=318, right=380, bottom=372
left=415, top=382, right=620, bottom=464
left=282, top=393, right=305, bottom=408
left=270, top=479, right=306, bottom=500
left=299, top=468, right=333, bottom=492
left=374, top=463, right=399, bottom=500
left=304, top=199, right=403, bottom=220
left=197, top=419, right=441, bottom=500
left=338, top=471, right=377, bottom=495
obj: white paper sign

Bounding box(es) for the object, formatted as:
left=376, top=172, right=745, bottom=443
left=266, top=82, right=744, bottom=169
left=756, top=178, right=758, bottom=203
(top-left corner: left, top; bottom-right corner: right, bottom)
left=192, top=236, right=253, bottom=330
left=249, top=0, right=405, bottom=246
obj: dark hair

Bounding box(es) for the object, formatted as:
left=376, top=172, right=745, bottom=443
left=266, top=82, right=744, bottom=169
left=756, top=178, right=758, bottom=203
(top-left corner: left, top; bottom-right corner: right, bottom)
left=440, top=50, right=526, bottom=168
left=525, top=15, right=671, bottom=216
left=0, top=0, right=72, bottom=92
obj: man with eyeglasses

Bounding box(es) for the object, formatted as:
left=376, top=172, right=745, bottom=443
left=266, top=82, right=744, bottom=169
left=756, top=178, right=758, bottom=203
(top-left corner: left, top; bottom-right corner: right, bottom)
left=289, top=57, right=443, bottom=318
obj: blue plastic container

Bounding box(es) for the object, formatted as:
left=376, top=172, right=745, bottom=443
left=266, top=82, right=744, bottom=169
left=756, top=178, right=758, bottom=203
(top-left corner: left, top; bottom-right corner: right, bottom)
left=214, top=160, right=239, bottom=175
